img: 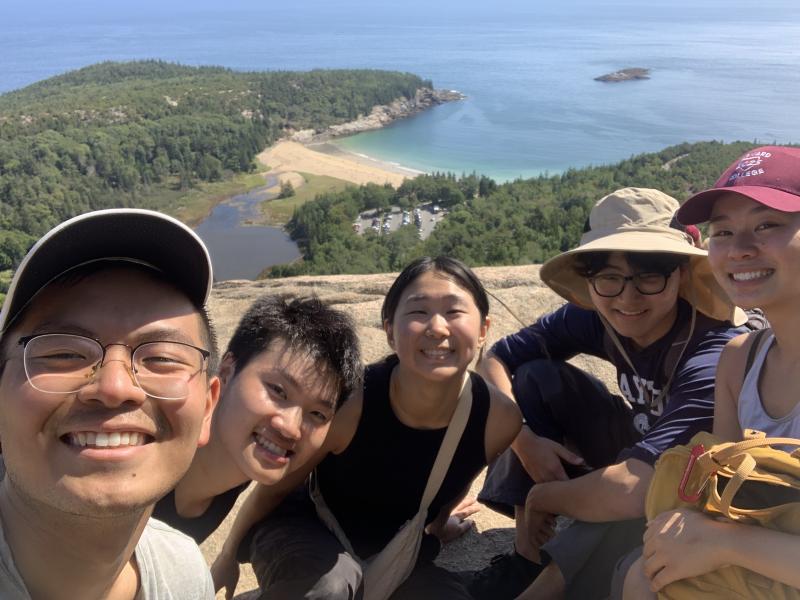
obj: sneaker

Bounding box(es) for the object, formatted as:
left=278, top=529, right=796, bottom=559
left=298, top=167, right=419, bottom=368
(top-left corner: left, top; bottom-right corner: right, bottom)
left=465, top=551, right=547, bottom=600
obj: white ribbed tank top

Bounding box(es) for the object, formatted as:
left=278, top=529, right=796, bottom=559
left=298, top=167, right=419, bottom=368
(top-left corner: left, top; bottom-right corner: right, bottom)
left=738, top=332, right=800, bottom=438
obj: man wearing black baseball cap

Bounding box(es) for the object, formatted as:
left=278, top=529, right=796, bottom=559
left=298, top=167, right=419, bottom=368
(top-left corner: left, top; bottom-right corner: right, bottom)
left=0, top=209, right=220, bottom=599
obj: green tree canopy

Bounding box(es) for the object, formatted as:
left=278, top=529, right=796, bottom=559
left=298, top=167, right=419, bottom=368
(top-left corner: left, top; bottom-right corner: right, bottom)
left=271, top=141, right=772, bottom=276
left=0, top=60, right=432, bottom=268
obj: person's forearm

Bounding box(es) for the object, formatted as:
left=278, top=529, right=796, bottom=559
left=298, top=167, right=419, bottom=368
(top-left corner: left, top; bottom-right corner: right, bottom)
left=510, top=424, right=535, bottom=457
left=479, top=354, right=537, bottom=466
left=527, top=459, right=651, bottom=521
left=719, top=523, right=800, bottom=588
left=426, top=492, right=463, bottom=539
left=477, top=353, right=529, bottom=456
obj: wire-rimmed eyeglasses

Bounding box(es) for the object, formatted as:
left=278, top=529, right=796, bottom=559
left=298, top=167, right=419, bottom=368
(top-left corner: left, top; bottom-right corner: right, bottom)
left=18, top=333, right=210, bottom=400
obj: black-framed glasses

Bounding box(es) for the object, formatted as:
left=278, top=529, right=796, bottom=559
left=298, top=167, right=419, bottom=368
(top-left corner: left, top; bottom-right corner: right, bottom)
left=588, top=271, right=673, bottom=298
left=18, top=333, right=210, bottom=400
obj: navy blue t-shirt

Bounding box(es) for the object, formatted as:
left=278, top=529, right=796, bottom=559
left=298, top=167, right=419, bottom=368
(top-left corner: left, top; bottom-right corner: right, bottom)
left=491, top=300, right=748, bottom=465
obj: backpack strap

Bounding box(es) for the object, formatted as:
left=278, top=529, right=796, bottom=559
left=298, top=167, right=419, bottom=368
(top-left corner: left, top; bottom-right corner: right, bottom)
left=702, top=435, right=800, bottom=465
left=743, top=328, right=771, bottom=377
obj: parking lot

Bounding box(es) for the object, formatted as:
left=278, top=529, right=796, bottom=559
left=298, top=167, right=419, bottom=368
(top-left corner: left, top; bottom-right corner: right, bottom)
left=353, top=203, right=445, bottom=240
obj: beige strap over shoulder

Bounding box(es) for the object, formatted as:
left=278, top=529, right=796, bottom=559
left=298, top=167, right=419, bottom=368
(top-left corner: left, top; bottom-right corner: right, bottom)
left=311, top=372, right=474, bottom=600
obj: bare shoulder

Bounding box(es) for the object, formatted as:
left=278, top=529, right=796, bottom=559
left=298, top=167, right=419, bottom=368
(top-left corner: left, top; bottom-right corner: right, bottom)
left=726, top=330, right=757, bottom=353
left=483, top=377, right=522, bottom=463
left=718, top=331, right=764, bottom=379
left=485, top=378, right=519, bottom=419
left=326, top=386, right=364, bottom=454
left=714, top=331, right=768, bottom=438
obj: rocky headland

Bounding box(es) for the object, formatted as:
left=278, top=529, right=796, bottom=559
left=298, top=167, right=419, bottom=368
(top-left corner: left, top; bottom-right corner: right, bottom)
left=202, top=264, right=615, bottom=598
left=594, top=67, right=650, bottom=82
left=290, top=87, right=465, bottom=143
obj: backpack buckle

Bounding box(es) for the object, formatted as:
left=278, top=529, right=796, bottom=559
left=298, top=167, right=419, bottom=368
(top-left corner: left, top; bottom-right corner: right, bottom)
left=678, top=443, right=709, bottom=502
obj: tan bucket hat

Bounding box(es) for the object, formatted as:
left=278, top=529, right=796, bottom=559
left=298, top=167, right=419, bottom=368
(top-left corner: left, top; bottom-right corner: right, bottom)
left=539, top=187, right=745, bottom=325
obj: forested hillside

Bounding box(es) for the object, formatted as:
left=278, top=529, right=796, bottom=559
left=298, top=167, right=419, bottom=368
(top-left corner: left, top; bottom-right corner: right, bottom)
left=0, top=61, right=430, bottom=270
left=2, top=62, right=788, bottom=289
left=269, top=140, right=763, bottom=277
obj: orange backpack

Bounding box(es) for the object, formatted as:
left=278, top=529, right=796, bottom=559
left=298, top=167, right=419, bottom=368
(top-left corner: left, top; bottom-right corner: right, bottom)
left=645, top=429, right=800, bottom=599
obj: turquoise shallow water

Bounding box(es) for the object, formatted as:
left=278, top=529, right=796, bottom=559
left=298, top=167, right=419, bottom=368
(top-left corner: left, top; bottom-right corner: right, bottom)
left=2, top=0, right=800, bottom=181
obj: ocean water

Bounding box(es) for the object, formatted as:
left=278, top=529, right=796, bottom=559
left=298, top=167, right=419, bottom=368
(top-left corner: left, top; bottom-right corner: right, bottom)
left=2, top=0, right=800, bottom=182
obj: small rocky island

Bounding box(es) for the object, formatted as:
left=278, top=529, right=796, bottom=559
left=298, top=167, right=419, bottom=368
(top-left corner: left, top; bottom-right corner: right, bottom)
left=594, top=68, right=650, bottom=83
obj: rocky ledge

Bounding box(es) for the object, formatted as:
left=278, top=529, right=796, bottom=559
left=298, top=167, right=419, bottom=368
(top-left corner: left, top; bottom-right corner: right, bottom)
left=594, top=67, right=650, bottom=83
left=208, top=265, right=612, bottom=382
left=290, top=88, right=465, bottom=143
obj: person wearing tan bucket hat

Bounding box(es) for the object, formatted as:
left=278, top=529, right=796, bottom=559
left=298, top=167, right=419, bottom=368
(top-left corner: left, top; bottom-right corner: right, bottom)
left=466, top=188, right=753, bottom=600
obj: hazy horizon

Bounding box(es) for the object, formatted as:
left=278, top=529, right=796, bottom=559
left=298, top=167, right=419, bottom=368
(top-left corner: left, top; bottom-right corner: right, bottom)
left=3, top=0, right=799, bottom=180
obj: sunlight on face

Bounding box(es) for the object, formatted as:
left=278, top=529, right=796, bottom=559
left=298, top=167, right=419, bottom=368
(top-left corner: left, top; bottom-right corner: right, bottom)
left=214, top=339, right=338, bottom=486
left=385, top=270, right=488, bottom=383
left=0, top=269, right=213, bottom=517
left=707, top=193, right=800, bottom=311
left=587, top=252, right=681, bottom=349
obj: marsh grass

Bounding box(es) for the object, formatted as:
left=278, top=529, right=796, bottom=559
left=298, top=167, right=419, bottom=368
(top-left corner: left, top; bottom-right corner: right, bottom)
left=260, top=172, right=352, bottom=225
left=150, top=172, right=268, bottom=226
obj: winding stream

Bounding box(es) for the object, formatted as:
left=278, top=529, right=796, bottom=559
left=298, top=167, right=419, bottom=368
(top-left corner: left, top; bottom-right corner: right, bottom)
left=194, top=176, right=301, bottom=281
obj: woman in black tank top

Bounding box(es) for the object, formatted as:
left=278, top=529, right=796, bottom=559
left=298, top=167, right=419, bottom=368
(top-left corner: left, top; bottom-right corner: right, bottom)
left=213, top=257, right=522, bottom=599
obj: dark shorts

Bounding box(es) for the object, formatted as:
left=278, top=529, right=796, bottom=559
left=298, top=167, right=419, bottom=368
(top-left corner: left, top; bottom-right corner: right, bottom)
left=248, top=488, right=472, bottom=600
left=478, top=359, right=640, bottom=515
left=608, top=545, right=644, bottom=600
left=546, top=519, right=646, bottom=600
left=478, top=359, right=646, bottom=597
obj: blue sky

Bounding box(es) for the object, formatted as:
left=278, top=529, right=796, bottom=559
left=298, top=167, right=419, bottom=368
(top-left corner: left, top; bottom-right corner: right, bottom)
left=4, top=0, right=799, bottom=19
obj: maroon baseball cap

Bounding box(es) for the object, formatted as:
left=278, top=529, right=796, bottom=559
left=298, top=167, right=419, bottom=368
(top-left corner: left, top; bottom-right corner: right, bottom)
left=677, top=145, right=800, bottom=225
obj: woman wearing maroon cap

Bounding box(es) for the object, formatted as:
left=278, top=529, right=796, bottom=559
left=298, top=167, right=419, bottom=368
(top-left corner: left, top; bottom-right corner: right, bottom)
left=622, top=145, right=800, bottom=598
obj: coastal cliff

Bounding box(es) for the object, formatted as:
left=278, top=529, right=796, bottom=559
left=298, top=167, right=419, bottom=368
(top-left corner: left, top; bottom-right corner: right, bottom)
left=290, top=87, right=465, bottom=143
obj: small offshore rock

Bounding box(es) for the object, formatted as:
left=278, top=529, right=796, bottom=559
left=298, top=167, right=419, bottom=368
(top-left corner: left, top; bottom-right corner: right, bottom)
left=594, top=68, right=650, bottom=83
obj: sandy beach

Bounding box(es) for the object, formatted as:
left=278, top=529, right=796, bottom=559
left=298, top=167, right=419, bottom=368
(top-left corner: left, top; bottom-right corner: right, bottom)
left=256, top=140, right=422, bottom=189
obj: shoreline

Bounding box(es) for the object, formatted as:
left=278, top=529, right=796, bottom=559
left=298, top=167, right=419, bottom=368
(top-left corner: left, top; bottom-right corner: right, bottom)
left=291, top=87, right=465, bottom=145
left=308, top=141, right=424, bottom=178
left=256, top=139, right=423, bottom=188
left=194, top=86, right=461, bottom=235
left=254, top=86, right=461, bottom=187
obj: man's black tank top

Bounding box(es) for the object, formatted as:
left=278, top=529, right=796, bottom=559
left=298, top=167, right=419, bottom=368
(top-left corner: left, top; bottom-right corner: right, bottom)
left=315, top=354, right=491, bottom=560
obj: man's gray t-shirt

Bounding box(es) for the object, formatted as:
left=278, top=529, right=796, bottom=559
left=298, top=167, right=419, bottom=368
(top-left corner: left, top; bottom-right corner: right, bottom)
left=135, top=518, right=215, bottom=599
left=0, top=516, right=214, bottom=599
